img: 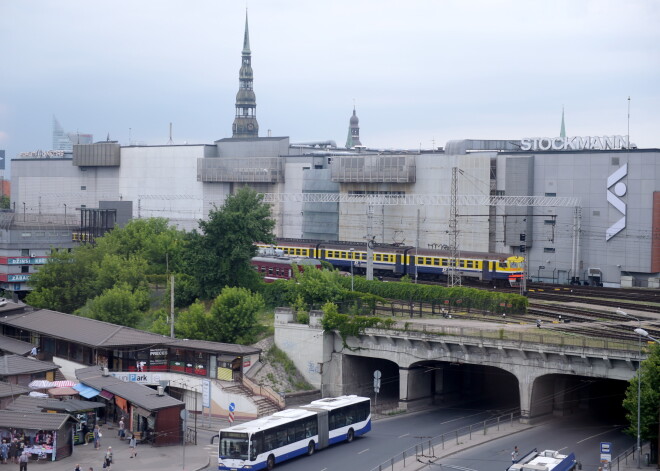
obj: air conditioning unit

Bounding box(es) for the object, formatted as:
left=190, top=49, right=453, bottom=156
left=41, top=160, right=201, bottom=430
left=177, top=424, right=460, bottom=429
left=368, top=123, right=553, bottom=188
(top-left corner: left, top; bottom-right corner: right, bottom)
left=102, top=367, right=109, bottom=376
left=30, top=253, right=37, bottom=257
left=157, top=386, right=164, bottom=396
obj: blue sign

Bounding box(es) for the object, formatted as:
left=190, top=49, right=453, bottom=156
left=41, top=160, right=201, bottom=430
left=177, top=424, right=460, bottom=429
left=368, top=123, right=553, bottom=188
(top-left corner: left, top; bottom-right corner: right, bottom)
left=229, top=402, right=236, bottom=412
left=601, top=442, right=611, bottom=453
left=8, top=274, right=30, bottom=282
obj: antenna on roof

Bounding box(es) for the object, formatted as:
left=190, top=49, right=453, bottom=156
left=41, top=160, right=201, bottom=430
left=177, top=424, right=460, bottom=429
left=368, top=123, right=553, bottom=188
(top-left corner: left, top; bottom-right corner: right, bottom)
left=168, top=122, right=174, bottom=145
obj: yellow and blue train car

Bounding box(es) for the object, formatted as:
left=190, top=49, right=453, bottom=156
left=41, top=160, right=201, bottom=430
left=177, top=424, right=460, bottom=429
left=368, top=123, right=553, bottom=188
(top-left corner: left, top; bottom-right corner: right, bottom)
left=256, top=239, right=524, bottom=284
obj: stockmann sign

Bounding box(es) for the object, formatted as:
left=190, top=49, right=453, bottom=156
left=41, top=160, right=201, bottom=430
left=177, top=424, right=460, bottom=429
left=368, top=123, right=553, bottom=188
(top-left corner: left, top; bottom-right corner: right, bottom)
left=520, top=135, right=629, bottom=152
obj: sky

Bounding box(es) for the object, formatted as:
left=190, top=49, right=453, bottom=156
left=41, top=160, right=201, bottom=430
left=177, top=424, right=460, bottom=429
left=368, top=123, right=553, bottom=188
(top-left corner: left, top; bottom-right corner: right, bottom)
left=1, top=0, right=659, bottom=167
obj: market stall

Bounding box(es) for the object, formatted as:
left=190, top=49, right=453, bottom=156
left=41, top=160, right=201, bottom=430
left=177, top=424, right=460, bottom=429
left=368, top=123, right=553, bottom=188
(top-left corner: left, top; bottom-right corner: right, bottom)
left=0, top=410, right=77, bottom=461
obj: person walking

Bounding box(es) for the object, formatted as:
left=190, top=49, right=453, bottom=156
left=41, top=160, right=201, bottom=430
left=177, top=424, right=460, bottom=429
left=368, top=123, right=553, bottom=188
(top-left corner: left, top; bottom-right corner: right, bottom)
left=93, top=425, right=101, bottom=450
left=512, top=446, right=519, bottom=463
left=118, top=418, right=125, bottom=440
left=81, top=422, right=89, bottom=445
left=128, top=434, right=137, bottom=458
left=75, top=465, right=82, bottom=471
left=18, top=451, right=28, bottom=471
left=103, top=447, right=113, bottom=470
left=0, top=439, right=7, bottom=464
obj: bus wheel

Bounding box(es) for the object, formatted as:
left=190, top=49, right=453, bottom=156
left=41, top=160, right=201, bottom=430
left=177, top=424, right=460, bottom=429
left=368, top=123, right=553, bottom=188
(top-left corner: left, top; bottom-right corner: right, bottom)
left=347, top=429, right=354, bottom=443
left=267, top=454, right=275, bottom=470
left=307, top=440, right=315, bottom=456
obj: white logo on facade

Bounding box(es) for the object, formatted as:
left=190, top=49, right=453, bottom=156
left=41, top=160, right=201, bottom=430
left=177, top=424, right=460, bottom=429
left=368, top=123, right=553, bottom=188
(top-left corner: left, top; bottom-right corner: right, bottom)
left=606, top=164, right=627, bottom=241
left=520, top=136, right=628, bottom=152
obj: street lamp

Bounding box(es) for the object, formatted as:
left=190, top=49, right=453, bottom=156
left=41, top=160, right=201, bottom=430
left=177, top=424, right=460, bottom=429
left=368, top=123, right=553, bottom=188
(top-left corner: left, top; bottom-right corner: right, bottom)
left=617, top=308, right=642, bottom=468
left=349, top=248, right=355, bottom=291
left=635, top=327, right=660, bottom=345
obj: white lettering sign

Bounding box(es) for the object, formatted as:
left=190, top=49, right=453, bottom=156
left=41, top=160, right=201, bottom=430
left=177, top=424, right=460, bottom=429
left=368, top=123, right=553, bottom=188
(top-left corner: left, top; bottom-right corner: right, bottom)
left=520, top=136, right=628, bottom=152
left=606, top=164, right=627, bottom=241
left=19, top=150, right=66, bottom=158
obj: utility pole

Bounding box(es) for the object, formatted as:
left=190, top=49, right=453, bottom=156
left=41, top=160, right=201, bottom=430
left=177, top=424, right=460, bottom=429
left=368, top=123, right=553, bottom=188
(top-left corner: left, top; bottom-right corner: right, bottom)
left=366, top=206, right=374, bottom=281
left=448, top=167, right=461, bottom=287
left=170, top=274, right=175, bottom=338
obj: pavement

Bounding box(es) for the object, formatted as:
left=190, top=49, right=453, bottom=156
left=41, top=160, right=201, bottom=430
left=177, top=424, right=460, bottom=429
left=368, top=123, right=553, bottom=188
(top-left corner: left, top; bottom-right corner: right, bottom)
left=39, top=424, right=213, bottom=471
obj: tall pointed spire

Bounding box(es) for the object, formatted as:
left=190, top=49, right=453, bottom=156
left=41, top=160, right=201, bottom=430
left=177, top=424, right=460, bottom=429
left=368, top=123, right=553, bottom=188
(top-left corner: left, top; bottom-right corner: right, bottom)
left=560, top=106, right=566, bottom=138
left=232, top=9, right=259, bottom=138
left=242, top=10, right=251, bottom=54
left=346, top=105, right=362, bottom=148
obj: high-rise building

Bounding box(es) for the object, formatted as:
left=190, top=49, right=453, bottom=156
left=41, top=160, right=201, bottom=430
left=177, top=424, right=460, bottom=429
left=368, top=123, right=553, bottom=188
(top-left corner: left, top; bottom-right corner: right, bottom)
left=232, top=11, right=259, bottom=138
left=52, top=116, right=93, bottom=151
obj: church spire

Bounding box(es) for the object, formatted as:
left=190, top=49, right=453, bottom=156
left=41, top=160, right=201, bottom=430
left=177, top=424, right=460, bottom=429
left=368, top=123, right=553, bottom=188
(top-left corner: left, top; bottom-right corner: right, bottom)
left=232, top=10, right=259, bottom=138
left=560, top=106, right=566, bottom=138
left=346, top=105, right=362, bottom=148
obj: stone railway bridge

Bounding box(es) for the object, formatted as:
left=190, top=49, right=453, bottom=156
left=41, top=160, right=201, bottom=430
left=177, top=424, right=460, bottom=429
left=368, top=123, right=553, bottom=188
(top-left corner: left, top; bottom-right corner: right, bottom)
left=274, top=310, right=642, bottom=422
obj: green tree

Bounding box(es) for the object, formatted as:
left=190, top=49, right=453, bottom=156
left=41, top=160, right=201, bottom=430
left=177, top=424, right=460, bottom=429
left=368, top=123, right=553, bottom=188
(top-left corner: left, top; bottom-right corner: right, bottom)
left=182, top=187, right=275, bottom=298
left=210, top=286, right=265, bottom=344
left=26, top=246, right=100, bottom=313
left=75, top=283, right=149, bottom=327
left=0, top=195, right=9, bottom=210
left=176, top=300, right=213, bottom=340
left=290, top=266, right=348, bottom=309
left=94, top=218, right=184, bottom=275
left=95, top=253, right=149, bottom=293
left=622, top=342, right=660, bottom=455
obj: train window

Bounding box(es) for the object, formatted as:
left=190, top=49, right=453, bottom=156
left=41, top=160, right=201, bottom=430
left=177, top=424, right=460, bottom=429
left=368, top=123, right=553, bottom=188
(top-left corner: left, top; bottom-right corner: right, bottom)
left=375, top=254, right=382, bottom=262
left=466, top=261, right=473, bottom=268
left=459, top=260, right=465, bottom=268
left=288, top=269, right=292, bottom=277
left=362, top=253, right=367, bottom=260
left=426, top=257, right=432, bottom=265
left=276, top=268, right=280, bottom=276
left=499, top=262, right=507, bottom=269
left=441, top=259, right=448, bottom=267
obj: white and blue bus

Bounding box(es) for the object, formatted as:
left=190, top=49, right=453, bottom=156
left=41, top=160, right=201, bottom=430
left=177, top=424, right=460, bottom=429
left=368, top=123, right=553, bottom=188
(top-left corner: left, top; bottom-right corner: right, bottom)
left=216, top=395, right=371, bottom=470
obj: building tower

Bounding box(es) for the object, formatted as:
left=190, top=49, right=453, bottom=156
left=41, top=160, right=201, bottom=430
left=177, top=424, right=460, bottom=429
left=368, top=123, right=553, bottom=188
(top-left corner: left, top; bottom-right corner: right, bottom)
left=345, top=106, right=362, bottom=148
left=232, top=11, right=259, bottom=138
left=560, top=106, right=566, bottom=138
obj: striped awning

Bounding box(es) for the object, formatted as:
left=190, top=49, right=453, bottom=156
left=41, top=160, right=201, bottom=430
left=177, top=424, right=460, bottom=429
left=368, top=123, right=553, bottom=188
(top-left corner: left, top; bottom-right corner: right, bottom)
left=52, top=380, right=76, bottom=388
left=73, top=383, right=100, bottom=399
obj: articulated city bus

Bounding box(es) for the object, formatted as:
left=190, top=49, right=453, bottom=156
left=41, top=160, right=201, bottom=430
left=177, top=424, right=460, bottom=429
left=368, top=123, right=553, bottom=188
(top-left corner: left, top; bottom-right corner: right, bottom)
left=215, top=395, right=371, bottom=470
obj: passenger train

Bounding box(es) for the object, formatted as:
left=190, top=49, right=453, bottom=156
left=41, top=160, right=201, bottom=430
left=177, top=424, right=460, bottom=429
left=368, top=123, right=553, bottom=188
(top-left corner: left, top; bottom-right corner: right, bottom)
left=251, top=247, right=322, bottom=282
left=256, top=238, right=524, bottom=285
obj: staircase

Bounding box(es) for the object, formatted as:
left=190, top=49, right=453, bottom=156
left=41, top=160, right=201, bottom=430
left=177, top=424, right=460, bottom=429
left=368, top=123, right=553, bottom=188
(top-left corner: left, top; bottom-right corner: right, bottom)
left=220, top=381, right=282, bottom=418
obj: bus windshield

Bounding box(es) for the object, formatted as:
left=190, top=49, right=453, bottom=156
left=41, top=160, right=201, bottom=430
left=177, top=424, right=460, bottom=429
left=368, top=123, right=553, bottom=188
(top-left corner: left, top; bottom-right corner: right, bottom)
left=219, top=431, right=249, bottom=460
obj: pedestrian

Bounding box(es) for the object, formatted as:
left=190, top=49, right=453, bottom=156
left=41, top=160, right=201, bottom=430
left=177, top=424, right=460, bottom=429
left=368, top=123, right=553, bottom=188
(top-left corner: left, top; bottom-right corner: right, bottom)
left=118, top=418, right=125, bottom=440
left=512, top=446, right=519, bottom=463
left=81, top=422, right=89, bottom=446
left=0, top=439, right=7, bottom=464
left=129, top=434, right=137, bottom=458
left=93, top=425, right=101, bottom=450
left=536, top=319, right=541, bottom=328
left=104, top=447, right=113, bottom=470
left=75, top=465, right=82, bottom=471
left=18, top=451, right=28, bottom=471
left=8, top=439, right=16, bottom=464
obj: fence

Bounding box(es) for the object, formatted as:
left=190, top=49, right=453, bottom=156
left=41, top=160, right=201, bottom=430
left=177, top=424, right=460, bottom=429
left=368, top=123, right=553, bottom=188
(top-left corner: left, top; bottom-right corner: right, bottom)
left=369, top=411, right=520, bottom=471
left=610, top=442, right=649, bottom=470
left=366, top=321, right=639, bottom=353
left=241, top=374, right=286, bottom=409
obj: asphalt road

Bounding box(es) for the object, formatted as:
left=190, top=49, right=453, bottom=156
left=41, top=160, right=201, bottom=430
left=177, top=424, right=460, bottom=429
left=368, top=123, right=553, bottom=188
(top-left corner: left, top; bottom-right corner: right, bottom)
left=275, top=404, right=510, bottom=471
left=440, top=414, right=635, bottom=471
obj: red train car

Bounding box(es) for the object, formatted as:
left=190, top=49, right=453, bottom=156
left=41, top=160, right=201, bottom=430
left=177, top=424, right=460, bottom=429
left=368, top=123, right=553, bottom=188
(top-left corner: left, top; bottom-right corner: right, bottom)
left=251, top=255, right=322, bottom=282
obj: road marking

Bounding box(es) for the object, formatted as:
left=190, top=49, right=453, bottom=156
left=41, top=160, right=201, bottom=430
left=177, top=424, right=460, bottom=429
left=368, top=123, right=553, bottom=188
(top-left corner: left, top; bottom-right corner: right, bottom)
left=358, top=448, right=369, bottom=454
left=398, top=433, right=410, bottom=438
left=557, top=446, right=567, bottom=452
left=321, top=468, right=327, bottom=471
left=442, top=465, right=478, bottom=471
left=576, top=427, right=621, bottom=444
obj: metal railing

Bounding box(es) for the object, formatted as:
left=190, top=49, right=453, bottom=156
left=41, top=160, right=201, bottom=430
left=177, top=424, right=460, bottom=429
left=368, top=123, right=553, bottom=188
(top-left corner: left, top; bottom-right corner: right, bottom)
left=365, top=322, right=640, bottom=353
left=369, top=411, right=520, bottom=471
left=610, top=441, right=648, bottom=470
left=241, top=374, right=286, bottom=409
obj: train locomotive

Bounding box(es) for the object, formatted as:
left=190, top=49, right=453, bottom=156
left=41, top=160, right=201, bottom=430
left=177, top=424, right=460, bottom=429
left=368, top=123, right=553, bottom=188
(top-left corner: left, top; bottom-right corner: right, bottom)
left=251, top=246, right=322, bottom=282
left=256, top=238, right=524, bottom=285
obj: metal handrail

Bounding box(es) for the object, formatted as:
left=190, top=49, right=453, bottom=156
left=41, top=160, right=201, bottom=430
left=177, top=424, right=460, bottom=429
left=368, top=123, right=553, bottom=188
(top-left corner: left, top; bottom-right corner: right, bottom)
left=368, top=411, right=521, bottom=471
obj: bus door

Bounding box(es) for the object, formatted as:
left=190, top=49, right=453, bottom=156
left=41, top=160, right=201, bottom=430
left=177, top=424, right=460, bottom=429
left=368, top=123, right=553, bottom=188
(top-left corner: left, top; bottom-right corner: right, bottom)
left=316, top=410, right=329, bottom=449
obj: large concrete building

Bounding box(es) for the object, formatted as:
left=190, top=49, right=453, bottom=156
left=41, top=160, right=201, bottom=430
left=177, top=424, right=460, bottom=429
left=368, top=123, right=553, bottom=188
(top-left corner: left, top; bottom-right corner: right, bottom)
left=9, top=14, right=660, bottom=289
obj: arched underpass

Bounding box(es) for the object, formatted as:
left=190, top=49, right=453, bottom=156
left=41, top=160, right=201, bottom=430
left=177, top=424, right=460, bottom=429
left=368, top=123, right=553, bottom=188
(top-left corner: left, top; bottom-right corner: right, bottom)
left=530, top=374, right=629, bottom=422
left=341, top=355, right=520, bottom=412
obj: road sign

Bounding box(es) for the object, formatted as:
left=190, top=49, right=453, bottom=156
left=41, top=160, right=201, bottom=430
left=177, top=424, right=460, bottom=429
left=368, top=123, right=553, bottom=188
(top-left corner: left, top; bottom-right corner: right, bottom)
left=228, top=402, right=236, bottom=424
left=600, top=442, right=612, bottom=463
left=373, top=370, right=381, bottom=392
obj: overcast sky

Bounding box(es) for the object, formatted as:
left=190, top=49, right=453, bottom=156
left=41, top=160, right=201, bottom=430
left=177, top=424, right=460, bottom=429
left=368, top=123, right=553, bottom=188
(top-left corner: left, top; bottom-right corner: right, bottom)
left=1, top=0, right=658, bottom=165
